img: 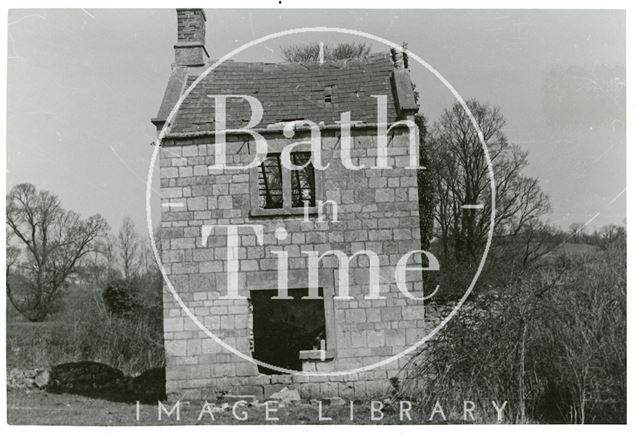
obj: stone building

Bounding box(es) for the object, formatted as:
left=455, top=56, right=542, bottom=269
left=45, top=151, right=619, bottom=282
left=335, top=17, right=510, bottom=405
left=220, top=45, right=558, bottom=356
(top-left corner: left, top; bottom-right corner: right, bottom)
left=153, top=9, right=429, bottom=400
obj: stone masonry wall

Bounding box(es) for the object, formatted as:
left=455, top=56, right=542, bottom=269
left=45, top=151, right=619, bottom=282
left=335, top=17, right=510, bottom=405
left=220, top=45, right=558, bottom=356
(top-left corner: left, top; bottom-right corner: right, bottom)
left=158, top=128, right=430, bottom=400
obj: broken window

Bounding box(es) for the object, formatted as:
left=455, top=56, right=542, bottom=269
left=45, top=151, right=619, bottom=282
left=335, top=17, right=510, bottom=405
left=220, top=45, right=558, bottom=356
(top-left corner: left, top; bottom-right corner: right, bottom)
left=257, top=154, right=283, bottom=209
left=250, top=288, right=326, bottom=374
left=290, top=152, right=315, bottom=208
left=251, top=150, right=318, bottom=216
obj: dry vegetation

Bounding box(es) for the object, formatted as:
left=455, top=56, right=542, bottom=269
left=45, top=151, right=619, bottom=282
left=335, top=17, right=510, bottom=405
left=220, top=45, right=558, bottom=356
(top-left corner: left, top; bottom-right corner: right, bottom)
left=7, top=283, right=164, bottom=376
left=399, top=236, right=626, bottom=424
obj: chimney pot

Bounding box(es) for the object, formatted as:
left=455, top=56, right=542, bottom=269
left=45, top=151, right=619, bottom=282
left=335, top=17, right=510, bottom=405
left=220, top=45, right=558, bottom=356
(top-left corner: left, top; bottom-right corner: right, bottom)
left=390, top=47, right=403, bottom=69
left=401, top=42, right=409, bottom=68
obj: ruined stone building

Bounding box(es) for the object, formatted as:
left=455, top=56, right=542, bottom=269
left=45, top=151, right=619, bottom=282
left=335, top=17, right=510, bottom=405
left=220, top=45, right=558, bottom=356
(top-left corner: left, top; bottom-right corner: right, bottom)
left=153, top=9, right=427, bottom=400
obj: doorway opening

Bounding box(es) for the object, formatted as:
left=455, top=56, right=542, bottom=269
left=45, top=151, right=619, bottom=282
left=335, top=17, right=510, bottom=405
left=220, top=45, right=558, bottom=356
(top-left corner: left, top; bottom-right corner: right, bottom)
left=249, top=288, right=326, bottom=374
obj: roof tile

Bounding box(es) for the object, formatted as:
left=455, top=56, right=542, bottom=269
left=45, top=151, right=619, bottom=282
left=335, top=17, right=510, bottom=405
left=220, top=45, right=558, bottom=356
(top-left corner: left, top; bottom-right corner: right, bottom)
left=165, top=53, right=403, bottom=134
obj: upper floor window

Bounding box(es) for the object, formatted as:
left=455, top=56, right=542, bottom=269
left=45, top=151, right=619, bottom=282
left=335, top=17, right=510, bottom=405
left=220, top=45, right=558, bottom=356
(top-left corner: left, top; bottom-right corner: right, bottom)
left=258, top=154, right=284, bottom=209
left=251, top=150, right=319, bottom=217
left=290, top=152, right=316, bottom=208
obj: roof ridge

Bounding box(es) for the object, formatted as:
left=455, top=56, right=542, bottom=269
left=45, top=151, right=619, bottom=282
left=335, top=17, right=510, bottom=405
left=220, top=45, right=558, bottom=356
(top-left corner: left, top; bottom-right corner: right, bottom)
left=204, top=51, right=391, bottom=68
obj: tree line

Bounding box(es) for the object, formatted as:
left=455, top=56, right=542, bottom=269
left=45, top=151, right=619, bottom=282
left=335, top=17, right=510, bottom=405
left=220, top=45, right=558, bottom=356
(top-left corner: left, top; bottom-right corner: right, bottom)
left=6, top=183, right=159, bottom=322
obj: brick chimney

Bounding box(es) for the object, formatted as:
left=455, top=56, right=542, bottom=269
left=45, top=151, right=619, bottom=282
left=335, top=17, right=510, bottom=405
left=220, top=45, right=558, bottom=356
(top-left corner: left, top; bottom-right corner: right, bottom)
left=174, top=9, right=209, bottom=67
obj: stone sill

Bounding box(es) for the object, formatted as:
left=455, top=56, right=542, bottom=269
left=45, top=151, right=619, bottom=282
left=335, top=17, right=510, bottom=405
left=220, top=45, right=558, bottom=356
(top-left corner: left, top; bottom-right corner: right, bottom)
left=299, top=349, right=335, bottom=361
left=249, top=208, right=317, bottom=218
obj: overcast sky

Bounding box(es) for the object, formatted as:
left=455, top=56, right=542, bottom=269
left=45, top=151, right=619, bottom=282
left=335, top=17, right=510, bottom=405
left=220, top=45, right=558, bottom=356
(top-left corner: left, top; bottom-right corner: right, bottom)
left=6, top=9, right=626, bottom=235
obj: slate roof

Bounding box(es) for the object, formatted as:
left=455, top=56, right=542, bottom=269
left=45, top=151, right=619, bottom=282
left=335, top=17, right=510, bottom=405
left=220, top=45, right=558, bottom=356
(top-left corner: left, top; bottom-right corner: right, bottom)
left=154, top=53, right=418, bottom=136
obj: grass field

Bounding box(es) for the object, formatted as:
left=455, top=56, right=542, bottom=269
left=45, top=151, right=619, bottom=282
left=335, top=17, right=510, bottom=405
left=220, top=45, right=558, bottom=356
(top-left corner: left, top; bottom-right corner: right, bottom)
left=7, top=321, right=61, bottom=369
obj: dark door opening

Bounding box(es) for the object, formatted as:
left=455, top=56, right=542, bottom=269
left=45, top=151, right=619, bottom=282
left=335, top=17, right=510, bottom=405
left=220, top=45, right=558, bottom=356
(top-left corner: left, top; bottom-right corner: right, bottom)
left=250, top=288, right=326, bottom=375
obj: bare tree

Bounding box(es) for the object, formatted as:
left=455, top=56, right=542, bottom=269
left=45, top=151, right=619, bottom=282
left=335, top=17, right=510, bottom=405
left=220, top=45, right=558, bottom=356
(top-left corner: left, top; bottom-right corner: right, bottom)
left=6, top=183, right=108, bottom=321
left=430, top=100, right=551, bottom=265
left=281, top=42, right=371, bottom=63
left=79, top=232, right=120, bottom=285
left=569, top=222, right=584, bottom=236
left=6, top=233, right=20, bottom=271
left=103, top=233, right=120, bottom=281
left=117, top=217, right=140, bottom=281
left=137, top=226, right=161, bottom=278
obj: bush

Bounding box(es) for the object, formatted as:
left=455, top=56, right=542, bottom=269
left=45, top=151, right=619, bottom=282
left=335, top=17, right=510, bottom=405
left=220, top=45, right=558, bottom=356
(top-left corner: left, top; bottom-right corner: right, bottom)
left=103, top=280, right=141, bottom=315
left=46, top=286, right=164, bottom=375
left=399, top=244, right=626, bottom=423
left=102, top=273, right=162, bottom=316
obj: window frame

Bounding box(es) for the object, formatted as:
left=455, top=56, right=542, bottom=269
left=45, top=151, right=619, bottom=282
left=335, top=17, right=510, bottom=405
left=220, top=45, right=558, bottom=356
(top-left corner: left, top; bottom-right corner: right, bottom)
left=249, top=142, right=322, bottom=218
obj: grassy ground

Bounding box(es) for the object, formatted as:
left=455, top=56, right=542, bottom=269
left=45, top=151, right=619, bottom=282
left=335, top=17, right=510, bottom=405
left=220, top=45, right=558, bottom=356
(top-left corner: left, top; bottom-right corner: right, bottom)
left=6, top=321, right=61, bottom=369
left=7, top=390, right=443, bottom=425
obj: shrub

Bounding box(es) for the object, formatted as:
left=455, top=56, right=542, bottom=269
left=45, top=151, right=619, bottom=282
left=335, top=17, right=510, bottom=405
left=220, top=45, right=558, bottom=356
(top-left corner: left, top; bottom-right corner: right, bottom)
left=46, top=286, right=164, bottom=375
left=399, top=244, right=626, bottom=423
left=102, top=273, right=162, bottom=317
left=102, top=280, right=141, bottom=315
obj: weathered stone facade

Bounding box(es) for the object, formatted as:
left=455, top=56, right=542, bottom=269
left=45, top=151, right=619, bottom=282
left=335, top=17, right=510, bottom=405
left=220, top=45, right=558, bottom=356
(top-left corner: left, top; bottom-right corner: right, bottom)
left=158, top=129, right=428, bottom=400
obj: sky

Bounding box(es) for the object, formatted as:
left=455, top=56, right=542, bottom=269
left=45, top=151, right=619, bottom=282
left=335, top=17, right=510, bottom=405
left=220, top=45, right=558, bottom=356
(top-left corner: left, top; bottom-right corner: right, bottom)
left=6, top=9, right=626, bottom=235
